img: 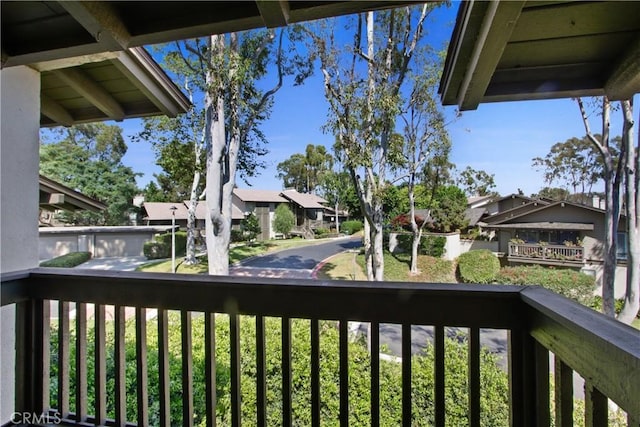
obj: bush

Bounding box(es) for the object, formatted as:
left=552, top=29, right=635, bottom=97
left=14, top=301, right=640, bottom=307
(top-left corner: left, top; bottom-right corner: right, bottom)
left=273, top=204, right=295, bottom=236
left=314, top=227, right=330, bottom=237
left=49, top=315, right=509, bottom=426
left=230, top=229, right=245, bottom=243
left=40, top=251, right=91, bottom=268
left=155, top=231, right=187, bottom=255
left=457, top=249, right=500, bottom=284
left=340, top=220, right=363, bottom=235
left=241, top=213, right=261, bottom=241
left=495, top=265, right=595, bottom=305
left=143, top=241, right=169, bottom=259
left=396, top=234, right=446, bottom=257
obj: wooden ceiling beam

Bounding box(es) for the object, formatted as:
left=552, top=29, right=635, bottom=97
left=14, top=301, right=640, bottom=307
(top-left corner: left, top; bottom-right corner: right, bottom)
left=58, top=1, right=131, bottom=51
left=53, top=67, right=125, bottom=120
left=605, top=35, right=640, bottom=101
left=457, top=1, right=525, bottom=111
left=41, top=94, right=74, bottom=127
left=256, top=0, right=290, bottom=28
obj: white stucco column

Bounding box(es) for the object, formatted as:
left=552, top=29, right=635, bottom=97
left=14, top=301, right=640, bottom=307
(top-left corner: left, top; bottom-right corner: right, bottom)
left=1, top=65, right=41, bottom=422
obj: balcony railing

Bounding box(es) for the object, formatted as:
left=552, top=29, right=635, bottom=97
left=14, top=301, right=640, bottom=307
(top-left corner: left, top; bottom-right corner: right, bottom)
left=2, top=268, right=639, bottom=426
left=508, top=243, right=585, bottom=265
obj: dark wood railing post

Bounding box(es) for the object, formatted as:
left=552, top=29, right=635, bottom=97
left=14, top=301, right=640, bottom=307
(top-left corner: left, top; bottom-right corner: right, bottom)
left=508, top=327, right=535, bottom=427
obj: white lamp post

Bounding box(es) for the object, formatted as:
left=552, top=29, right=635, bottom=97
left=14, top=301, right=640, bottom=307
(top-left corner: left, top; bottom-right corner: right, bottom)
left=170, top=205, right=177, bottom=273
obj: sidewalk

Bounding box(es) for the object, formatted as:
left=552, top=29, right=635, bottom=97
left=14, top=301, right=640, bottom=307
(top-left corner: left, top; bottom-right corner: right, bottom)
left=75, top=255, right=157, bottom=271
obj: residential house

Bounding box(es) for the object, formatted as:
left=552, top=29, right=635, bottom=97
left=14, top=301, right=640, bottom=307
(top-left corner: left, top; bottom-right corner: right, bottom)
left=232, top=189, right=289, bottom=240
left=142, top=201, right=244, bottom=231
left=1, top=1, right=638, bottom=425
left=482, top=200, right=629, bottom=298
left=280, top=189, right=329, bottom=236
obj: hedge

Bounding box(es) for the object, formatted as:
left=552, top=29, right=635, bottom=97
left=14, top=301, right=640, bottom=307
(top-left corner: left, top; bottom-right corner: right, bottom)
left=39, top=251, right=91, bottom=268
left=457, top=249, right=500, bottom=284
left=340, top=220, right=363, bottom=235
left=495, top=265, right=596, bottom=305
left=396, top=234, right=446, bottom=257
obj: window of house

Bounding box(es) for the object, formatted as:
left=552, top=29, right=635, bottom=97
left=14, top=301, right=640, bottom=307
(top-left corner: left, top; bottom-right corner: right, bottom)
left=617, top=232, right=628, bottom=261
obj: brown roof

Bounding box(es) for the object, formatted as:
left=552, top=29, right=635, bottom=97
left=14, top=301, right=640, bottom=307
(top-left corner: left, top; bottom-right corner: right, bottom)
left=233, top=189, right=288, bottom=203
left=144, top=201, right=245, bottom=221
left=281, top=190, right=327, bottom=209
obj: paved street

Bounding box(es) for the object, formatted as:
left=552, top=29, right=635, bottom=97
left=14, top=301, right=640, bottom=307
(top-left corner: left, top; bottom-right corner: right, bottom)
left=229, top=235, right=361, bottom=278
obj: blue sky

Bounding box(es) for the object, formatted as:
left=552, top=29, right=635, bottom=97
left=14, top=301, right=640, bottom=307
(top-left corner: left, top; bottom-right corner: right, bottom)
left=119, top=2, right=637, bottom=198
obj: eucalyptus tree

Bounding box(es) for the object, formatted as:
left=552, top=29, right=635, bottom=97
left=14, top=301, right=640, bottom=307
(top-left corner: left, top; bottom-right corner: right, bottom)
left=457, top=166, right=497, bottom=197
left=577, top=97, right=638, bottom=322
left=150, top=30, right=309, bottom=274
left=304, top=4, right=434, bottom=280
left=397, top=61, right=452, bottom=274
left=277, top=144, right=333, bottom=193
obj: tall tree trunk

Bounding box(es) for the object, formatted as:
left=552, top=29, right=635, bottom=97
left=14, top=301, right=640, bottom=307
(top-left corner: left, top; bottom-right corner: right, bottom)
left=578, top=97, right=620, bottom=317
left=184, top=170, right=200, bottom=265
left=618, top=99, right=639, bottom=323
left=205, top=34, right=231, bottom=275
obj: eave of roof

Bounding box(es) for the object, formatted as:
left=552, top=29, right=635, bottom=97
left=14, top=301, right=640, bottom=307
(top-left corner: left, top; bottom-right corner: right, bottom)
left=489, top=200, right=606, bottom=226
left=439, top=1, right=640, bottom=110
left=39, top=174, right=106, bottom=212
left=36, top=47, right=190, bottom=127
left=485, top=222, right=594, bottom=231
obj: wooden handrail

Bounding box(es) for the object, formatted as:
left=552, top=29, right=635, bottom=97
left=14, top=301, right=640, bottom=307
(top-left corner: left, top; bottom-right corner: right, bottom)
left=2, top=268, right=639, bottom=425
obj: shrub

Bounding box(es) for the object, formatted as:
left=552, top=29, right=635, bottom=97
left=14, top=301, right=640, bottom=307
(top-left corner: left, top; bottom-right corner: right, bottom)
left=40, top=251, right=91, bottom=268
left=340, top=220, right=363, bottom=235
left=241, top=213, right=261, bottom=241
left=49, top=315, right=509, bottom=426
left=155, top=231, right=187, bottom=255
left=314, top=227, right=330, bottom=237
left=396, top=234, right=446, bottom=257
left=230, top=229, right=244, bottom=243
left=495, top=265, right=595, bottom=305
left=143, top=241, right=169, bottom=259
left=457, top=249, right=500, bottom=284
left=273, top=204, right=295, bottom=236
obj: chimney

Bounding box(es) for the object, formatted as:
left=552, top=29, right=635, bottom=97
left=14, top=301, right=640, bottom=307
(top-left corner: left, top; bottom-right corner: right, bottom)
left=592, top=195, right=600, bottom=209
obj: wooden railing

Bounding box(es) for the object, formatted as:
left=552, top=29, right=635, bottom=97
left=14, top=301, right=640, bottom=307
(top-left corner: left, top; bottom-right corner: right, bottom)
left=1, top=268, right=639, bottom=426
left=508, top=243, right=585, bottom=265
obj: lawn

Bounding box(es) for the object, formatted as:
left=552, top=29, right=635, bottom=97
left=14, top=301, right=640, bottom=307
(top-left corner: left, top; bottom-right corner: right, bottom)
left=318, top=249, right=457, bottom=283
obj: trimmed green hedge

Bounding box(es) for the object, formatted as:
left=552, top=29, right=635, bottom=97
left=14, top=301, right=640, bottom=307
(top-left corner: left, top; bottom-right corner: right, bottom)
left=40, top=251, right=91, bottom=268
left=495, top=265, right=595, bottom=305
left=340, top=220, right=363, bottom=235
left=144, top=231, right=187, bottom=259
left=457, top=249, right=500, bottom=284
left=396, top=234, right=446, bottom=257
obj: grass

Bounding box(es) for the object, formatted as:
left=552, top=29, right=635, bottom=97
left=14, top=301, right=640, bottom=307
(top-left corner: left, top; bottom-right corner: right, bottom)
left=319, top=249, right=456, bottom=283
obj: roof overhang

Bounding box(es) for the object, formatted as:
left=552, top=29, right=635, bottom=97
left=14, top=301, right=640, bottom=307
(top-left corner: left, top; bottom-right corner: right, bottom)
left=485, top=222, right=594, bottom=231
left=35, top=47, right=191, bottom=127
left=439, top=1, right=640, bottom=111
left=39, top=174, right=107, bottom=212
left=2, top=1, right=423, bottom=67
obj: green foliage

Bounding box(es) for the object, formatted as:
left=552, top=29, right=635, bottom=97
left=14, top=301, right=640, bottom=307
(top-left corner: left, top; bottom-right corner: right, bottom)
left=155, top=231, right=187, bottom=255
left=40, top=124, right=139, bottom=226
left=230, top=229, right=245, bottom=243
left=144, top=232, right=187, bottom=259
left=143, top=241, right=170, bottom=259
left=429, top=185, right=468, bottom=233
left=272, top=204, right=295, bottom=236
left=49, top=314, right=509, bottom=426
left=457, top=250, right=500, bottom=284
left=396, top=234, right=446, bottom=257
left=590, top=296, right=640, bottom=318
left=277, top=144, right=333, bottom=193
left=495, top=266, right=596, bottom=305
left=340, top=220, right=363, bottom=235
left=39, top=252, right=91, bottom=267
left=457, top=166, right=497, bottom=197
left=241, top=213, right=261, bottom=242
left=314, top=227, right=330, bottom=237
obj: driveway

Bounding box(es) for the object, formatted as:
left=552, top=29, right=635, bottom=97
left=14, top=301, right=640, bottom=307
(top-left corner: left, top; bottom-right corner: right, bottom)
left=229, top=235, right=361, bottom=279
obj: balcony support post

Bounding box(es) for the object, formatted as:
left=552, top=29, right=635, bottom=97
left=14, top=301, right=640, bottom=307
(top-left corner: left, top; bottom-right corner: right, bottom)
left=508, top=327, right=536, bottom=427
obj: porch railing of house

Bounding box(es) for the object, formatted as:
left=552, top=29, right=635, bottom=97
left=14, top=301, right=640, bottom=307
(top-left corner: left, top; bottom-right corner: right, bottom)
left=2, top=268, right=639, bottom=426
left=508, top=243, right=585, bottom=265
